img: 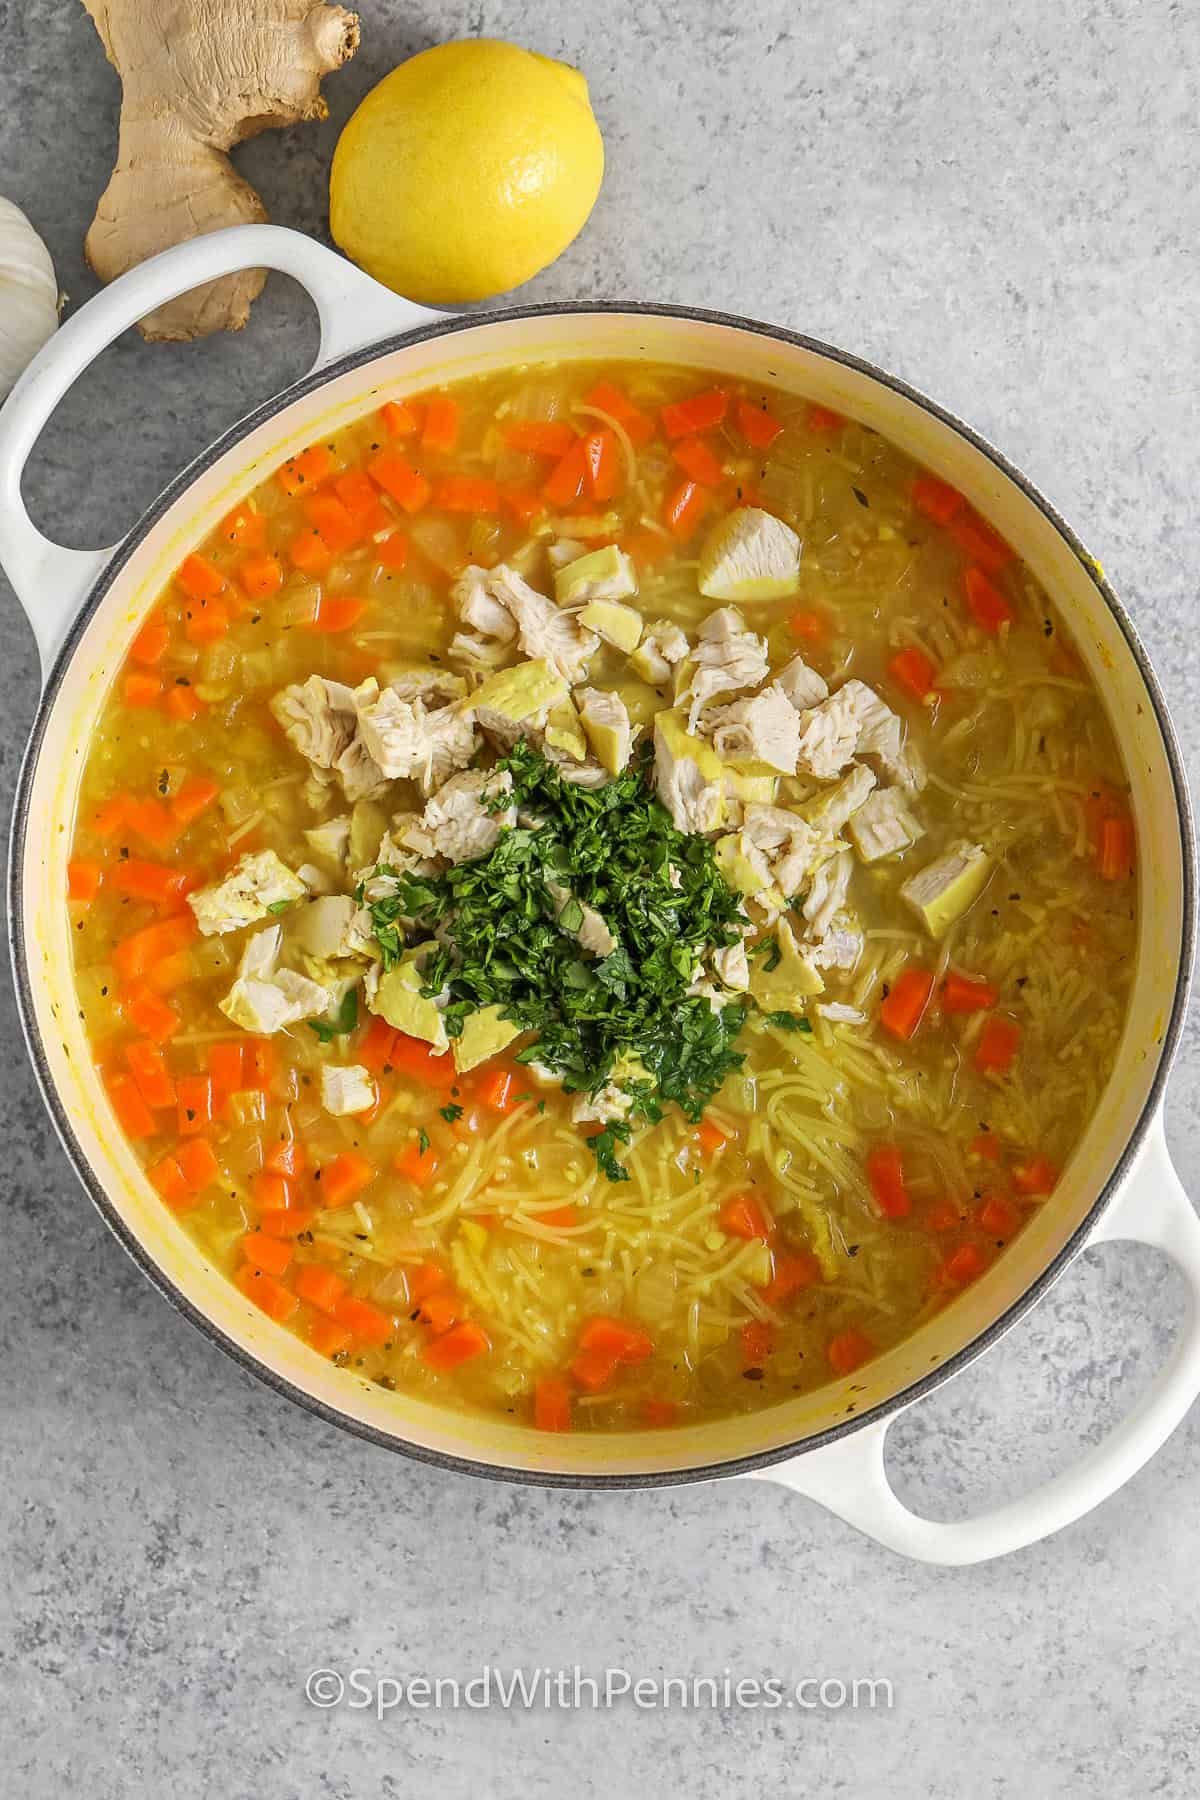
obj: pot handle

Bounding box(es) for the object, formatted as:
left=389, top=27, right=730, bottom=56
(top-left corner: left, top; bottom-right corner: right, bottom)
left=745, top=1116, right=1200, bottom=1564
left=0, top=224, right=446, bottom=678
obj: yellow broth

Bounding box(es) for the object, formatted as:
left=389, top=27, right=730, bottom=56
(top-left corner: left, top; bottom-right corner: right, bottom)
left=65, top=361, right=1137, bottom=1432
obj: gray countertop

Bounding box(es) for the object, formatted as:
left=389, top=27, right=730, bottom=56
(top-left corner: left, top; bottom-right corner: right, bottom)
left=3, top=2, right=1199, bottom=1794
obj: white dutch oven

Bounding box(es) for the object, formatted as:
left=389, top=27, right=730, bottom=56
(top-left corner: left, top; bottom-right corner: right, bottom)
left=2, top=226, right=1197, bottom=1565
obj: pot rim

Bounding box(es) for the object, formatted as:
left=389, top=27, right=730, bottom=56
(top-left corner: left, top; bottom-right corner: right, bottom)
left=10, top=299, right=1196, bottom=1488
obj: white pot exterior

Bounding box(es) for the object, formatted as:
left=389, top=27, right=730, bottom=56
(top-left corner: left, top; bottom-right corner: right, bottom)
left=3, top=229, right=1197, bottom=1557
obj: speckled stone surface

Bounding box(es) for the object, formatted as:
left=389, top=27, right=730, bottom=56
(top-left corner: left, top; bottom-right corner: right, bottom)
left=2, top=2, right=1199, bottom=1793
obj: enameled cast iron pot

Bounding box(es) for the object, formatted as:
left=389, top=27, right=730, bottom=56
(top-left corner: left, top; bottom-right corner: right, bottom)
left=2, top=226, right=1197, bottom=1564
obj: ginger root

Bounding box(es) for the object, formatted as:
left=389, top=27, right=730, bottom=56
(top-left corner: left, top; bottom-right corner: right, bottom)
left=81, top=0, right=360, bottom=341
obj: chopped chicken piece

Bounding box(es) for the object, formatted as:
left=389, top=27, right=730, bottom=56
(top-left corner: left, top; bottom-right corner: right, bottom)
left=715, top=830, right=777, bottom=898
left=712, top=942, right=751, bottom=990
left=321, top=1064, right=376, bottom=1117
left=486, top=564, right=598, bottom=682
left=555, top=545, right=639, bottom=608
left=449, top=629, right=512, bottom=672
left=698, top=507, right=802, bottom=603
left=630, top=618, right=691, bottom=686
left=270, top=675, right=357, bottom=770
left=402, top=769, right=516, bottom=865
left=353, top=677, right=478, bottom=796
left=816, top=1002, right=866, bottom=1024
left=848, top=787, right=924, bottom=862
left=296, top=861, right=334, bottom=895
left=741, top=804, right=821, bottom=896
left=794, top=688, right=863, bottom=781
left=803, top=763, right=877, bottom=836
left=808, top=915, right=864, bottom=971
left=707, top=684, right=800, bottom=773
left=654, top=709, right=727, bottom=835
left=452, top=565, right=518, bottom=642
left=384, top=668, right=469, bottom=706
left=682, top=607, right=770, bottom=728
left=803, top=846, right=854, bottom=939
left=571, top=1082, right=636, bottom=1126
left=471, top=659, right=569, bottom=750
left=303, top=815, right=352, bottom=868
left=556, top=759, right=610, bottom=788
left=576, top=687, right=634, bottom=774
left=548, top=537, right=588, bottom=569
left=901, top=841, right=991, bottom=936
left=886, top=741, right=928, bottom=795
left=774, top=654, right=829, bottom=711
left=218, top=924, right=332, bottom=1033
left=188, top=850, right=307, bottom=937
left=240, top=923, right=282, bottom=978
left=289, top=896, right=369, bottom=961
left=546, top=879, right=618, bottom=957
left=219, top=979, right=303, bottom=1035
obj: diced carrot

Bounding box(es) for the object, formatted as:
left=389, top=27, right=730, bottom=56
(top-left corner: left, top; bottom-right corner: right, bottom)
left=368, top=448, right=431, bottom=512
left=538, top=1205, right=577, bottom=1229
left=889, top=646, right=937, bottom=700
left=177, top=1137, right=219, bottom=1192
left=760, top=1249, right=821, bottom=1308
left=736, top=397, right=784, bottom=448
left=123, top=988, right=181, bottom=1044
left=288, top=529, right=332, bottom=575
left=533, top=1375, right=573, bottom=1432
left=251, top=1172, right=296, bottom=1211
left=112, top=858, right=194, bottom=906
left=948, top=509, right=1014, bottom=575
left=319, top=1150, right=376, bottom=1209
left=377, top=531, right=410, bottom=571
left=333, top=1294, right=393, bottom=1346
left=695, top=1118, right=727, bottom=1156
left=295, top=1265, right=347, bottom=1312
left=974, top=1017, right=1020, bottom=1075
left=924, top=1200, right=962, bottom=1233
left=582, top=428, right=622, bottom=500
left=184, top=596, right=230, bottom=646
left=208, top=1041, right=245, bottom=1095
left=308, top=594, right=366, bottom=633
left=585, top=380, right=655, bottom=447
left=828, top=1328, right=874, bottom=1376
left=148, top=1154, right=195, bottom=1210
left=176, top=553, right=225, bottom=602
left=241, top=1232, right=292, bottom=1276
left=238, top=553, right=283, bottom=600
left=719, top=1194, right=770, bottom=1240
left=940, top=1242, right=990, bottom=1286
left=968, top=1132, right=1001, bottom=1162
left=358, top=1016, right=398, bottom=1073
left=124, top=798, right=178, bottom=849
left=423, top=1320, right=490, bottom=1369
left=107, top=1073, right=156, bottom=1140
left=625, top=526, right=674, bottom=568
left=671, top=435, right=724, bottom=486
left=880, top=966, right=934, bottom=1040
left=237, top=1265, right=298, bottom=1322
left=807, top=404, right=843, bottom=433
left=1013, top=1155, right=1058, bottom=1196
left=501, top=485, right=545, bottom=527
left=304, top=491, right=363, bottom=552
left=380, top=399, right=422, bottom=437
left=570, top=1347, right=619, bottom=1391
left=578, top=1315, right=654, bottom=1364
left=416, top=1290, right=460, bottom=1334
left=661, top=388, right=728, bottom=439
left=309, top=1317, right=354, bottom=1357
left=942, top=971, right=998, bottom=1014
left=219, top=502, right=266, bottom=551
left=435, top=475, right=500, bottom=513
left=912, top=475, right=965, bottom=526
left=388, top=1032, right=457, bottom=1088
left=542, top=438, right=589, bottom=507
left=504, top=420, right=577, bottom=458
left=641, top=1397, right=679, bottom=1427
left=979, top=1194, right=1020, bottom=1238
left=176, top=1073, right=213, bottom=1136
left=68, top=859, right=103, bottom=903
left=394, top=1140, right=440, bottom=1187
left=124, top=1040, right=175, bottom=1110
left=130, top=616, right=170, bottom=665
left=245, top=1041, right=275, bottom=1091
left=1098, top=815, right=1134, bottom=881
left=477, top=1067, right=515, bottom=1112
left=964, top=566, right=1012, bottom=634
left=260, top=1207, right=316, bottom=1239
left=276, top=444, right=335, bottom=494
left=421, top=396, right=460, bottom=453
left=740, top=1319, right=773, bottom=1368
left=164, top=684, right=204, bottom=722
left=112, top=913, right=197, bottom=982
left=335, top=469, right=390, bottom=531
left=788, top=608, right=827, bottom=641
left=170, top=775, right=219, bottom=827
left=663, top=477, right=711, bottom=540
left=866, top=1145, right=911, bottom=1220
left=264, top=1137, right=306, bottom=1178
left=146, top=950, right=192, bottom=995
left=91, top=795, right=132, bottom=837
left=123, top=672, right=162, bottom=709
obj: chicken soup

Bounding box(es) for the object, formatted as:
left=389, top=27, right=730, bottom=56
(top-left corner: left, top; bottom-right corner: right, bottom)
left=66, top=363, right=1136, bottom=1432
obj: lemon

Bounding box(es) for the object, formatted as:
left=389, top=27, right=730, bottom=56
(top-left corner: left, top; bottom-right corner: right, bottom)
left=330, top=39, right=604, bottom=304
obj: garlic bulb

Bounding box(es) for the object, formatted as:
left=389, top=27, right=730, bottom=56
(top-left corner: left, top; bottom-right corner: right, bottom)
left=0, top=198, right=59, bottom=399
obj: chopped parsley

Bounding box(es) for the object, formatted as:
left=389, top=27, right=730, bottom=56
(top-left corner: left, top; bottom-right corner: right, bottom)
left=359, top=743, right=750, bottom=1178
left=438, top=1102, right=464, bottom=1124
left=266, top=899, right=293, bottom=916
left=417, top=1127, right=430, bottom=1156
left=307, top=986, right=358, bottom=1043
left=763, top=1009, right=813, bottom=1034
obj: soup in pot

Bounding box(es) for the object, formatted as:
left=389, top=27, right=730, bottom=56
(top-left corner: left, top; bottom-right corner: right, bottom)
left=65, top=362, right=1137, bottom=1433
